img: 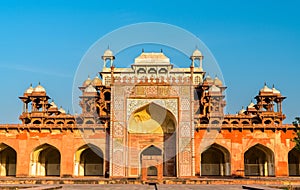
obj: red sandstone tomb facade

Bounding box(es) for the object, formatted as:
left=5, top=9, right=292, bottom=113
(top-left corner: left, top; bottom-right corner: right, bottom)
left=0, top=49, right=298, bottom=180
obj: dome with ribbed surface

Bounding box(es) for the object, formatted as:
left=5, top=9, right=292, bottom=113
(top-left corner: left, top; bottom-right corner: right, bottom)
left=59, top=106, right=66, bottom=114
left=33, top=83, right=46, bottom=93
left=272, top=86, right=281, bottom=95
left=103, top=48, right=113, bottom=57
left=239, top=107, right=246, bottom=115
left=214, top=77, right=223, bottom=86
left=25, top=84, right=33, bottom=94
left=192, top=49, right=203, bottom=57
left=247, top=102, right=255, bottom=108
left=91, top=76, right=102, bottom=86
left=50, top=101, right=57, bottom=108
left=260, top=84, right=272, bottom=93
left=82, top=76, right=92, bottom=87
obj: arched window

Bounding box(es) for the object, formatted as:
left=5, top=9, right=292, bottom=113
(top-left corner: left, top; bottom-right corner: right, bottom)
left=158, top=68, right=167, bottom=74
left=194, top=76, right=201, bottom=84
left=105, top=77, right=111, bottom=86
left=137, top=68, right=146, bottom=74
left=148, top=68, right=157, bottom=74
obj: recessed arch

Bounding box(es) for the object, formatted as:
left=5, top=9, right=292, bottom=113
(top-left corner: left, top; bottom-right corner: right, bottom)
left=231, top=120, right=239, bottom=125
left=242, top=121, right=250, bottom=125
left=129, top=102, right=177, bottom=177
left=74, top=144, right=104, bottom=176
left=128, top=102, right=176, bottom=134
left=244, top=144, right=274, bottom=176
left=158, top=68, right=167, bottom=74
left=30, top=143, right=61, bottom=176
left=33, top=120, right=41, bottom=124
left=85, top=120, right=94, bottom=124
left=264, top=120, right=272, bottom=125
left=211, top=120, right=219, bottom=124
left=67, top=121, right=74, bottom=124
left=288, top=147, right=300, bottom=176
left=0, top=143, right=17, bottom=176
left=200, top=118, right=209, bottom=124
left=200, top=143, right=231, bottom=176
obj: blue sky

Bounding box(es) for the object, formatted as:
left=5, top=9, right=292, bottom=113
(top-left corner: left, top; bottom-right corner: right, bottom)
left=0, top=0, right=299, bottom=123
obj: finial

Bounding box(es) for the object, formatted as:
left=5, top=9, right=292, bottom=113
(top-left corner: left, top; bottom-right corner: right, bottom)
left=272, top=84, right=275, bottom=88
left=38, top=81, right=41, bottom=85
left=67, top=109, right=70, bottom=114
left=107, top=45, right=110, bottom=50
left=160, top=49, right=163, bottom=53
left=195, top=45, right=198, bottom=49
left=264, top=82, right=267, bottom=86
left=30, top=83, right=32, bottom=87
left=142, top=48, right=144, bottom=52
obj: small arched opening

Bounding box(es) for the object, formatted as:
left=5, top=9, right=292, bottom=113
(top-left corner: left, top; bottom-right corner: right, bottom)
left=147, top=166, right=158, bottom=176
left=0, top=144, right=16, bottom=176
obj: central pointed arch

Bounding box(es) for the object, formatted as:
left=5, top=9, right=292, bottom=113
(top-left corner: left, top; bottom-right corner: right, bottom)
left=200, top=143, right=231, bottom=176
left=0, top=143, right=17, bottom=176
left=30, top=144, right=61, bottom=176
left=244, top=144, right=274, bottom=176
left=129, top=102, right=177, bottom=177
left=74, top=144, right=104, bottom=176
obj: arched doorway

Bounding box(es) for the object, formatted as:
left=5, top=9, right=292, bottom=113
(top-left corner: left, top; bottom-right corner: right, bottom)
left=129, top=102, right=177, bottom=177
left=200, top=144, right=230, bottom=176
left=288, top=148, right=300, bottom=176
left=244, top=144, right=274, bottom=176
left=147, top=166, right=158, bottom=176
left=74, top=144, right=104, bottom=176
left=31, top=144, right=61, bottom=176
left=140, top=145, right=162, bottom=179
left=0, top=144, right=16, bottom=176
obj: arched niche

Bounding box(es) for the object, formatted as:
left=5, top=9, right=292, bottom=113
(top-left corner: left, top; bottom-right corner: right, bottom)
left=200, top=143, right=231, bottom=176
left=244, top=144, right=275, bottom=176
left=30, top=144, right=61, bottom=176
left=74, top=144, right=104, bottom=176
left=0, top=143, right=17, bottom=176
left=288, top=147, right=300, bottom=176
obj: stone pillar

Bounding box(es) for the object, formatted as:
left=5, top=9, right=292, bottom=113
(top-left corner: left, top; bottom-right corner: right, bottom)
left=231, top=145, right=245, bottom=177
left=16, top=140, right=30, bottom=177
left=60, top=136, right=74, bottom=177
